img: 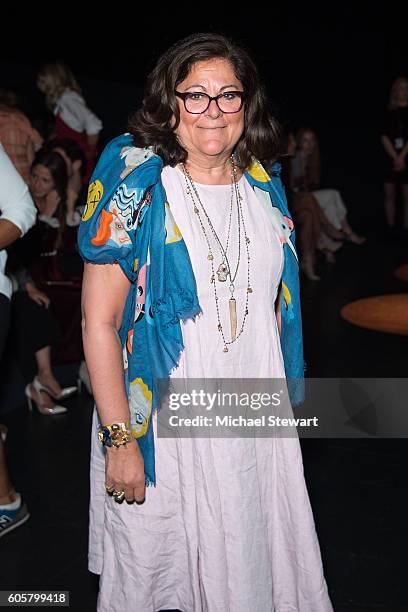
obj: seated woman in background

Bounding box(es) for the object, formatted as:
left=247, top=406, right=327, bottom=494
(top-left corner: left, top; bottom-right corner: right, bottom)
left=277, top=133, right=345, bottom=280
left=291, top=128, right=365, bottom=246
left=36, top=62, right=102, bottom=184
left=9, top=150, right=82, bottom=404
left=22, top=148, right=81, bottom=283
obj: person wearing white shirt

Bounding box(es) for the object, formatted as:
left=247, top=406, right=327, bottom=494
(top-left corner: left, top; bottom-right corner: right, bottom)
left=0, top=143, right=36, bottom=318
left=53, top=89, right=102, bottom=137
left=0, top=143, right=36, bottom=538
left=36, top=61, right=103, bottom=183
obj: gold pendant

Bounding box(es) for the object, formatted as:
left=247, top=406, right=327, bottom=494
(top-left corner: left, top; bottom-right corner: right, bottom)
left=217, top=262, right=229, bottom=282
left=229, top=297, right=237, bottom=341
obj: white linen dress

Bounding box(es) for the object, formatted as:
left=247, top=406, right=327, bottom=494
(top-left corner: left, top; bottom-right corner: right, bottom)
left=89, top=166, right=334, bottom=612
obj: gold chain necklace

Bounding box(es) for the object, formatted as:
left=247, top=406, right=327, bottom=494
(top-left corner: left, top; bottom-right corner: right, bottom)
left=180, top=158, right=253, bottom=352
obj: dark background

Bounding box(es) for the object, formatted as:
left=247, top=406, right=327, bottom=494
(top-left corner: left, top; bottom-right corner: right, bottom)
left=1, top=10, right=408, bottom=611
left=1, top=8, right=406, bottom=236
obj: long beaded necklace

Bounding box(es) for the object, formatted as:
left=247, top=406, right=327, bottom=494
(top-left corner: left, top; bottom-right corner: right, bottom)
left=180, top=158, right=253, bottom=352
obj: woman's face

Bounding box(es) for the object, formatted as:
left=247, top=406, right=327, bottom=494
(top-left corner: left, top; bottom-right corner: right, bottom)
left=299, top=131, right=316, bottom=154
left=30, top=164, right=55, bottom=199
left=174, top=58, right=245, bottom=160
left=395, top=80, right=408, bottom=105
left=36, top=74, right=51, bottom=93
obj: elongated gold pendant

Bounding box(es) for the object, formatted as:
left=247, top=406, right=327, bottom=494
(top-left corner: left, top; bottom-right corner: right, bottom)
left=229, top=297, right=237, bottom=341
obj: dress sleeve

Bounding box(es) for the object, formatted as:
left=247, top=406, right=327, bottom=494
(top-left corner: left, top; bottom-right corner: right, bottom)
left=77, top=177, right=138, bottom=283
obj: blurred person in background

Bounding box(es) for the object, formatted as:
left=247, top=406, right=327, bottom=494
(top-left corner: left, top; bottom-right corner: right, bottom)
left=36, top=61, right=102, bottom=184
left=8, top=149, right=80, bottom=414
left=381, top=77, right=408, bottom=230
left=291, top=127, right=365, bottom=249
left=0, top=144, right=36, bottom=536
left=45, top=137, right=88, bottom=209
left=0, top=88, right=43, bottom=182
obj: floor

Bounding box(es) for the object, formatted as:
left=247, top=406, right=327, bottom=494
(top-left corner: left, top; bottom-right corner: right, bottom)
left=0, top=227, right=407, bottom=611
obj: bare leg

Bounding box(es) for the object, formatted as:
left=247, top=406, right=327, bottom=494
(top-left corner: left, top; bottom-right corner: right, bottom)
left=293, top=196, right=321, bottom=280
left=35, top=346, right=62, bottom=396
left=0, top=437, right=16, bottom=505
left=339, top=216, right=366, bottom=244
left=318, top=209, right=345, bottom=241
left=296, top=210, right=316, bottom=261
left=384, top=182, right=396, bottom=228
left=32, top=346, right=62, bottom=409
left=402, top=184, right=408, bottom=229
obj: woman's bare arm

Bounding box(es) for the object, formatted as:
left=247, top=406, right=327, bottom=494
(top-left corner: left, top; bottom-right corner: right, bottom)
left=81, top=262, right=145, bottom=503
left=81, top=262, right=131, bottom=425
left=381, top=134, right=398, bottom=160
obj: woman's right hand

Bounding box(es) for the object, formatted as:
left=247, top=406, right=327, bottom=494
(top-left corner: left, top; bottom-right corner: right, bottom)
left=105, top=440, right=146, bottom=504
left=26, top=282, right=50, bottom=308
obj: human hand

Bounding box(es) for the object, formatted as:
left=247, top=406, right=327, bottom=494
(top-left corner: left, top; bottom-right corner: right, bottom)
left=45, top=189, right=61, bottom=212
left=26, top=282, right=50, bottom=308
left=105, top=440, right=146, bottom=504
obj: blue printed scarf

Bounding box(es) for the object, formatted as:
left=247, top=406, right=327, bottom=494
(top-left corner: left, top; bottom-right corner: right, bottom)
left=78, top=133, right=304, bottom=486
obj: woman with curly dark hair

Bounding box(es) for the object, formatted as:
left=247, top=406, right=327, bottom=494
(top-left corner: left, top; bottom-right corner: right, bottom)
left=79, top=33, right=333, bottom=611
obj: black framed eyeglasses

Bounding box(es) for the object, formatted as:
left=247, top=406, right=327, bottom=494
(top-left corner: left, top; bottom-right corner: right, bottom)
left=175, top=91, right=245, bottom=114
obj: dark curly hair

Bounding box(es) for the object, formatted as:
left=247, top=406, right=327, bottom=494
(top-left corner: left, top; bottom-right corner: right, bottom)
left=128, top=32, right=281, bottom=168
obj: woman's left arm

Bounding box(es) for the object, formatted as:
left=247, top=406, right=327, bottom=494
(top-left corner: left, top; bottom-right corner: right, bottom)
left=65, top=188, right=81, bottom=227
left=397, top=141, right=408, bottom=162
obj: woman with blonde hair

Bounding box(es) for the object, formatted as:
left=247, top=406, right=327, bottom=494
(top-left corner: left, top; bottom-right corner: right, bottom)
left=381, top=76, right=408, bottom=229
left=36, top=61, right=102, bottom=183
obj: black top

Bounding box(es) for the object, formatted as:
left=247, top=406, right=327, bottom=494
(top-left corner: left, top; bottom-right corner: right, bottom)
left=381, top=107, right=408, bottom=152
left=380, top=107, right=408, bottom=182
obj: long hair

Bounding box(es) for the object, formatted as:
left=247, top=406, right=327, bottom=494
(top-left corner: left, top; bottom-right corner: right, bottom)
left=46, top=137, right=87, bottom=178
left=389, top=77, right=408, bottom=110
left=37, top=61, right=82, bottom=109
left=128, top=32, right=281, bottom=168
left=295, top=127, right=321, bottom=187
left=31, top=149, right=68, bottom=247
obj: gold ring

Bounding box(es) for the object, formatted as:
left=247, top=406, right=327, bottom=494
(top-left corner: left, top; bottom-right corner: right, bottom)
left=105, top=484, right=115, bottom=493
left=113, top=490, right=125, bottom=503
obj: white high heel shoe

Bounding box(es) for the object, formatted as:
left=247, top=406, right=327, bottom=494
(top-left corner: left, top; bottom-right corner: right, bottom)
left=33, top=376, right=77, bottom=401
left=25, top=382, right=67, bottom=415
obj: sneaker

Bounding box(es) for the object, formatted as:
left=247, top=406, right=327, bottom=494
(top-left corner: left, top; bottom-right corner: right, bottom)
left=0, top=493, right=30, bottom=538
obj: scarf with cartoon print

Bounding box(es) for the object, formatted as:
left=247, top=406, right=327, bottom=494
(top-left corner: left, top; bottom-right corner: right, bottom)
left=78, top=133, right=304, bottom=486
